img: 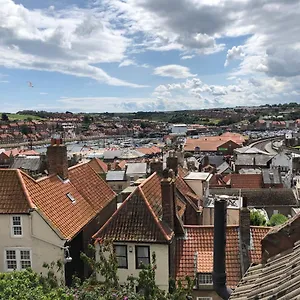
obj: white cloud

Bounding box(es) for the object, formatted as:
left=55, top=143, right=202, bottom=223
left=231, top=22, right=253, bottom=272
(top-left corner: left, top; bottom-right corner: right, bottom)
left=181, top=55, right=195, bottom=60
left=153, top=65, right=197, bottom=79
left=224, top=46, right=245, bottom=67
left=0, top=0, right=145, bottom=87
left=119, top=59, right=136, bottom=67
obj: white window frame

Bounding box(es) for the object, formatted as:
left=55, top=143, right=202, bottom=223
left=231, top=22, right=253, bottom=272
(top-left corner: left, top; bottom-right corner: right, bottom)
left=10, top=215, right=23, bottom=238
left=198, top=273, right=213, bottom=285
left=4, top=248, right=32, bottom=272
left=197, top=297, right=213, bottom=300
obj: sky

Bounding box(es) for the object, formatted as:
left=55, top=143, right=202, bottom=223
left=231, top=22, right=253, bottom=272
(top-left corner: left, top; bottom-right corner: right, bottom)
left=0, top=0, right=300, bottom=113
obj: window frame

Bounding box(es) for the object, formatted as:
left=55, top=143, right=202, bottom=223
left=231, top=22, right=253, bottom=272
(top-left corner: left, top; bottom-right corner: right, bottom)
left=135, top=245, right=150, bottom=269
left=4, top=248, right=32, bottom=272
left=11, top=215, right=23, bottom=238
left=114, top=245, right=128, bottom=269
left=198, top=272, right=213, bottom=285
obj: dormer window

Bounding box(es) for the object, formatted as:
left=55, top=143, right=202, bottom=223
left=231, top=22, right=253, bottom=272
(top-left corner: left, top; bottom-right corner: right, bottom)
left=198, top=272, right=213, bottom=285
left=66, top=192, right=76, bottom=204
left=11, top=216, right=22, bottom=237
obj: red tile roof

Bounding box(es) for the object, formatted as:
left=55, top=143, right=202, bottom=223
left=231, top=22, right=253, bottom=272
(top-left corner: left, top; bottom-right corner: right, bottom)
left=176, top=225, right=269, bottom=288
left=0, top=169, right=35, bottom=213
left=0, top=163, right=116, bottom=240
left=229, top=174, right=263, bottom=189
left=136, top=146, right=161, bottom=155
left=94, top=171, right=200, bottom=243
left=88, top=158, right=108, bottom=173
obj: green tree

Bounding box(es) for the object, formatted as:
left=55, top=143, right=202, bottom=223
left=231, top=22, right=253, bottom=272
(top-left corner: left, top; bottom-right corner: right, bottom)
left=0, top=269, right=72, bottom=300
left=268, top=214, right=288, bottom=226
left=20, top=124, right=32, bottom=135
left=250, top=210, right=267, bottom=226
left=1, top=113, right=9, bottom=122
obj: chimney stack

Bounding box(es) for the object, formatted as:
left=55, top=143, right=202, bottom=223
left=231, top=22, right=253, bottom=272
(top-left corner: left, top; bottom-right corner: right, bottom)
left=166, top=151, right=178, bottom=176
left=213, top=199, right=232, bottom=300
left=46, top=135, right=68, bottom=180
left=150, top=158, right=163, bottom=175
left=161, top=168, right=176, bottom=231
left=239, top=197, right=251, bottom=275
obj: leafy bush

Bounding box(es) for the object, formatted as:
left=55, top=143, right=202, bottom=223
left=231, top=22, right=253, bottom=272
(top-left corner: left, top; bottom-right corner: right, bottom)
left=268, top=214, right=288, bottom=226
left=250, top=210, right=267, bottom=226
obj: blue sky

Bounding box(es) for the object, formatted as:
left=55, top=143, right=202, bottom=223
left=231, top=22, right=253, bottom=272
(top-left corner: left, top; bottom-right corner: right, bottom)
left=1, top=0, right=300, bottom=113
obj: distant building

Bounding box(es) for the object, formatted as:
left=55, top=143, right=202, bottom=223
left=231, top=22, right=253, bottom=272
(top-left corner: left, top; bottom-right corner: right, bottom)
left=170, top=124, right=188, bottom=135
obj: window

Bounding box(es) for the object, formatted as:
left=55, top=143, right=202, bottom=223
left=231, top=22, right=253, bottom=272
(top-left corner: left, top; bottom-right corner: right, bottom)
left=198, top=273, right=213, bottom=285
left=135, top=246, right=150, bottom=269
left=11, top=216, right=22, bottom=237
left=114, top=245, right=128, bottom=269
left=5, top=249, right=31, bottom=271
left=66, top=192, right=76, bottom=204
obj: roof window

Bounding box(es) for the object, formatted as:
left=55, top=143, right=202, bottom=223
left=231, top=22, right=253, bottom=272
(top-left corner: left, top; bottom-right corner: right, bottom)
left=66, top=192, right=76, bottom=204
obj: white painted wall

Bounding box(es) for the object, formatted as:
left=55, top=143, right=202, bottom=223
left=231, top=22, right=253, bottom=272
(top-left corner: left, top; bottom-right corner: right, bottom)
left=185, top=179, right=204, bottom=198
left=96, top=242, right=169, bottom=291
left=171, top=124, right=187, bottom=134
left=0, top=211, right=65, bottom=281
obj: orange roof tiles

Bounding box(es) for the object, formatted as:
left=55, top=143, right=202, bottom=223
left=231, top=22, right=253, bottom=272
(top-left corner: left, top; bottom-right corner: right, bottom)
left=0, top=163, right=116, bottom=240
left=94, top=171, right=200, bottom=243
left=0, top=169, right=35, bottom=214
left=136, top=146, right=161, bottom=155
left=176, top=225, right=269, bottom=288
left=230, top=174, right=263, bottom=189
left=88, top=158, right=108, bottom=174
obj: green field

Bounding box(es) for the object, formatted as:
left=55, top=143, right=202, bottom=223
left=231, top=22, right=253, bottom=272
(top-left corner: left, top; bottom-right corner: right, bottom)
left=2, top=113, right=45, bottom=121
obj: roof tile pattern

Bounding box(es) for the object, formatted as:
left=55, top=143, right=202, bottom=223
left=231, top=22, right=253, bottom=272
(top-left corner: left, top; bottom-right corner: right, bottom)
left=230, top=240, right=300, bottom=299
left=0, top=169, right=33, bottom=213
left=94, top=189, right=169, bottom=243
left=22, top=173, right=96, bottom=240
left=176, top=226, right=269, bottom=288
left=230, top=174, right=263, bottom=189
left=69, top=163, right=116, bottom=212
left=88, top=158, right=108, bottom=173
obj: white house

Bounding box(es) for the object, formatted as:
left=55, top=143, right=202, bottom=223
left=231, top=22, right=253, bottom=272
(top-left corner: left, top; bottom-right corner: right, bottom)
left=170, top=124, right=187, bottom=135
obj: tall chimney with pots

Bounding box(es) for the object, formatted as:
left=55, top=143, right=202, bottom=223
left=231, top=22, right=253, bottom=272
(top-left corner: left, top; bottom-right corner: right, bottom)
left=239, top=197, right=251, bottom=274
left=161, top=168, right=176, bottom=231
left=47, top=135, right=69, bottom=180
left=213, top=199, right=232, bottom=300
left=166, top=151, right=178, bottom=176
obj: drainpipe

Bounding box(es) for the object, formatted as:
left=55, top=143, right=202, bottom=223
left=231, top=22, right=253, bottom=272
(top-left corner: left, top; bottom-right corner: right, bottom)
left=213, top=199, right=232, bottom=300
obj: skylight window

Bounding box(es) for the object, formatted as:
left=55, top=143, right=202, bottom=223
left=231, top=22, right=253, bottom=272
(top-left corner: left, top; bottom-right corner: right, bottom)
left=66, top=192, right=76, bottom=204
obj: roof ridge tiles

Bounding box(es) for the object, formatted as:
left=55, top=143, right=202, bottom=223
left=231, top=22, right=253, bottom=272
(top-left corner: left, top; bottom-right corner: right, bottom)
left=16, top=169, right=36, bottom=210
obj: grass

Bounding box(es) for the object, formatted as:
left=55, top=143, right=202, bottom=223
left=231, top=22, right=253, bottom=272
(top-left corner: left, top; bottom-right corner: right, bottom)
left=2, top=113, right=45, bottom=121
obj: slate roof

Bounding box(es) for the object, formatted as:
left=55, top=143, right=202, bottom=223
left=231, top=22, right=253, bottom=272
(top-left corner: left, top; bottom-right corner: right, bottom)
left=235, top=154, right=274, bottom=166
left=0, top=169, right=35, bottom=214
left=11, top=156, right=41, bottom=171
left=230, top=239, right=300, bottom=299
left=126, top=162, right=147, bottom=175
left=262, top=168, right=282, bottom=185
left=176, top=225, right=269, bottom=288
left=106, top=170, right=126, bottom=181
left=0, top=163, right=116, bottom=240
left=200, top=155, right=225, bottom=168
left=217, top=161, right=232, bottom=174
left=94, top=171, right=200, bottom=243
left=210, top=188, right=298, bottom=206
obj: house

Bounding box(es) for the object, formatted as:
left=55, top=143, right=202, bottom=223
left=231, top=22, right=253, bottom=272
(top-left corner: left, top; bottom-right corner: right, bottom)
left=210, top=188, right=298, bottom=218
left=185, top=137, right=242, bottom=155
left=93, top=153, right=268, bottom=298
left=125, top=162, right=148, bottom=183
left=0, top=148, right=20, bottom=168
left=0, top=137, right=116, bottom=285
left=10, top=155, right=46, bottom=178
left=106, top=170, right=128, bottom=193
left=88, top=158, right=108, bottom=176
left=93, top=156, right=202, bottom=291
left=234, top=154, right=274, bottom=172
left=229, top=213, right=300, bottom=299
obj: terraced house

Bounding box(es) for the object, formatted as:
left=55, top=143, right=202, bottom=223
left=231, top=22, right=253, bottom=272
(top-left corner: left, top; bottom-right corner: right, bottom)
left=0, top=137, right=116, bottom=284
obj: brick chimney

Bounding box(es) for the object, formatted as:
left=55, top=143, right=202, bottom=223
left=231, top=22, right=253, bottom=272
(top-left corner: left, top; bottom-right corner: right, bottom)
left=150, top=158, right=163, bottom=175
left=239, top=196, right=250, bottom=275
left=166, top=151, right=178, bottom=176
left=161, top=168, right=176, bottom=231
left=46, top=135, right=68, bottom=180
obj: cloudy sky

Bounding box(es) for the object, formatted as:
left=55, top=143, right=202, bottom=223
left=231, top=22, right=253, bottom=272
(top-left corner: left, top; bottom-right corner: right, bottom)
left=0, top=0, right=300, bottom=113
